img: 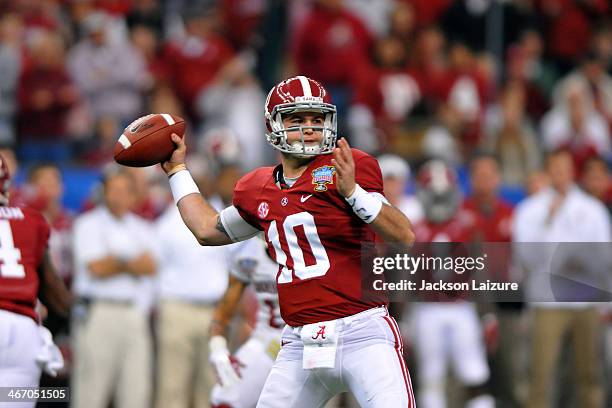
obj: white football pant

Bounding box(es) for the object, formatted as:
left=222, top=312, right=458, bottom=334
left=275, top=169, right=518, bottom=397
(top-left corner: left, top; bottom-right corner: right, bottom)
left=257, top=307, right=415, bottom=408
left=0, top=309, right=43, bottom=408
left=412, top=303, right=491, bottom=408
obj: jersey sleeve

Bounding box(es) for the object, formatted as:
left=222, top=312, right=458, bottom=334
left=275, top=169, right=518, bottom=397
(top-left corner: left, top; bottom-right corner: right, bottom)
left=232, top=169, right=270, bottom=230
left=353, top=150, right=385, bottom=195
left=219, top=206, right=261, bottom=242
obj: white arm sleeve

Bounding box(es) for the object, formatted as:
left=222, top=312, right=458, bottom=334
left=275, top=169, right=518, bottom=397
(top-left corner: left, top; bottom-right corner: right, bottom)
left=219, top=205, right=261, bottom=242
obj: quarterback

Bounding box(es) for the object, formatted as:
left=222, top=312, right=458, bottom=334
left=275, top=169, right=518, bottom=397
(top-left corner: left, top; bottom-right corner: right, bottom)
left=162, top=76, right=416, bottom=407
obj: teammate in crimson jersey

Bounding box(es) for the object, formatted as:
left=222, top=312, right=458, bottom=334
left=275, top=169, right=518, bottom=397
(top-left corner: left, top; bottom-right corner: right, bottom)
left=410, top=160, right=494, bottom=408
left=0, top=154, right=72, bottom=397
left=159, top=76, right=415, bottom=407
left=412, top=159, right=473, bottom=302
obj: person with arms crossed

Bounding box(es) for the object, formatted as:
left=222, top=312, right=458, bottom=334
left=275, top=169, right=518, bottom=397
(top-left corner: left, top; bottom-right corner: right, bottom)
left=209, top=236, right=284, bottom=408
left=160, top=76, right=416, bottom=407
left=71, top=166, right=157, bottom=408
left=0, top=154, right=72, bottom=407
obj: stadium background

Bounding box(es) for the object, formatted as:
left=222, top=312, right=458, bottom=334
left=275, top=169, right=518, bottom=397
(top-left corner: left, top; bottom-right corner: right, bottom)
left=0, top=0, right=611, bottom=407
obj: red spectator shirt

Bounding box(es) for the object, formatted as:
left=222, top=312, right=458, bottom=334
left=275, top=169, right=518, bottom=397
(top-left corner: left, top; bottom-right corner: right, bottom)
left=17, top=66, right=76, bottom=139
left=352, top=64, right=423, bottom=123
left=536, top=0, right=609, bottom=62
left=220, top=0, right=266, bottom=50
left=461, top=198, right=514, bottom=283
left=163, top=34, right=235, bottom=110
left=462, top=197, right=513, bottom=243
left=0, top=206, right=50, bottom=321
left=232, top=149, right=387, bottom=326
left=292, top=6, right=373, bottom=86
left=404, top=0, right=452, bottom=28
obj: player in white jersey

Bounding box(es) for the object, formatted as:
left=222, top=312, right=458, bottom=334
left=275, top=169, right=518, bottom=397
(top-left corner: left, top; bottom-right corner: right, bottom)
left=209, top=236, right=284, bottom=408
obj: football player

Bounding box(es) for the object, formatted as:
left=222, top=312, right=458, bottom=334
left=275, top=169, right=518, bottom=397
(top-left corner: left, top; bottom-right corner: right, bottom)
left=209, top=236, right=283, bottom=408
left=0, top=154, right=73, bottom=406
left=410, top=160, right=494, bottom=408
left=161, top=76, right=415, bottom=407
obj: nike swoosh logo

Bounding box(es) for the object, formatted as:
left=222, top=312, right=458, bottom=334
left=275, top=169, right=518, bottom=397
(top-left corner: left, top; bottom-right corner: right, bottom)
left=281, top=340, right=291, bottom=347
left=300, top=194, right=313, bottom=203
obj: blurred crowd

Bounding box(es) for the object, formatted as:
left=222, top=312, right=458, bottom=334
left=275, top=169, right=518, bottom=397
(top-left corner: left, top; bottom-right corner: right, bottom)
left=1, top=0, right=611, bottom=407
left=0, top=0, right=610, bottom=180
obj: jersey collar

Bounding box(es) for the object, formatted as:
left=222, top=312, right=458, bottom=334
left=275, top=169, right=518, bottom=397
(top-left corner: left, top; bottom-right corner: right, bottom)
left=273, top=155, right=328, bottom=191
left=273, top=164, right=290, bottom=190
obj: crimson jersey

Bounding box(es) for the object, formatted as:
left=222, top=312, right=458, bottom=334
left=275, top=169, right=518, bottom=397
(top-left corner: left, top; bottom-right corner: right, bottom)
left=462, top=198, right=515, bottom=284
left=0, top=206, right=50, bottom=321
left=462, top=198, right=513, bottom=243
left=233, top=149, right=387, bottom=326
left=413, top=210, right=472, bottom=243
left=413, top=211, right=474, bottom=301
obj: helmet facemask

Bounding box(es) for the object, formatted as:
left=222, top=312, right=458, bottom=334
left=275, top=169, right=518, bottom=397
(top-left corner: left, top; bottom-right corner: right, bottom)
left=418, top=189, right=461, bottom=223
left=416, top=159, right=461, bottom=223
left=266, top=101, right=337, bottom=158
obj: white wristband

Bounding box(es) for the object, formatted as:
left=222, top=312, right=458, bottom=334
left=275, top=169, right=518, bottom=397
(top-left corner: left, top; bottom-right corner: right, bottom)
left=209, top=335, right=229, bottom=354
left=345, top=184, right=383, bottom=223
left=169, top=169, right=200, bottom=204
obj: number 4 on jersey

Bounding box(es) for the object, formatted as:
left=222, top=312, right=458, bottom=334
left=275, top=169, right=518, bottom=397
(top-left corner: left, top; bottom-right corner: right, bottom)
left=0, top=220, right=25, bottom=278
left=266, top=212, right=330, bottom=283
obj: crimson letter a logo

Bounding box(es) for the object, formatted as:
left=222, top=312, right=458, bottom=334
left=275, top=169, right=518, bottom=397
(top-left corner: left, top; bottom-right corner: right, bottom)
left=312, top=325, right=326, bottom=340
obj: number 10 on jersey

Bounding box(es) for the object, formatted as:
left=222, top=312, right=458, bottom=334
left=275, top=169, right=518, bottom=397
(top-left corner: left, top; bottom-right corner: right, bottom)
left=266, top=212, right=330, bottom=283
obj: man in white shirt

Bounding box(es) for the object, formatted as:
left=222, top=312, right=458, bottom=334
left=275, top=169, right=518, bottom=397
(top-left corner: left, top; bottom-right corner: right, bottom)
left=513, top=149, right=611, bottom=408
left=154, top=160, right=238, bottom=408
left=72, top=167, right=157, bottom=408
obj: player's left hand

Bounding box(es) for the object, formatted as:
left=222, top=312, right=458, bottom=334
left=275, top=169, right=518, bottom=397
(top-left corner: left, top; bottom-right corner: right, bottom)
left=332, top=138, right=356, bottom=198
left=209, top=336, right=243, bottom=388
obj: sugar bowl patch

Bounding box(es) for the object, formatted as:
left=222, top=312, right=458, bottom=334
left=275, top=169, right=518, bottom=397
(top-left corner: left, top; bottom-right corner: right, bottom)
left=311, top=165, right=335, bottom=192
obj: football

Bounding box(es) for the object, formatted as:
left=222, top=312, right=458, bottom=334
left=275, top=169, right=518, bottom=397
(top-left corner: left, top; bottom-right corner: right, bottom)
left=114, top=113, right=185, bottom=167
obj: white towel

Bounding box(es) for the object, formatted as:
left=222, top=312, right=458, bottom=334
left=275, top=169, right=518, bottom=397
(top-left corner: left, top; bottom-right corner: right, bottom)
left=35, top=326, right=64, bottom=377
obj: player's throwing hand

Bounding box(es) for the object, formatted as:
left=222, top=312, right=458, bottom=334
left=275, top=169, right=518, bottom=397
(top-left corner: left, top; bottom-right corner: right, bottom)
left=332, top=138, right=356, bottom=198
left=161, top=133, right=187, bottom=175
